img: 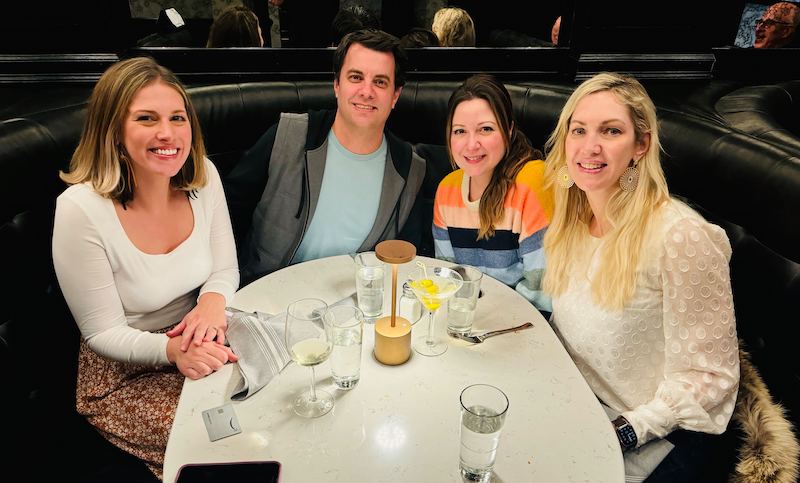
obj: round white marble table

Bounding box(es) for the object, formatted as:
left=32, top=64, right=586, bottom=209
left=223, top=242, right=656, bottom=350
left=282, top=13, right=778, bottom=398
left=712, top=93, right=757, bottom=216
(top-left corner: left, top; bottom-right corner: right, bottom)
left=163, top=255, right=624, bottom=482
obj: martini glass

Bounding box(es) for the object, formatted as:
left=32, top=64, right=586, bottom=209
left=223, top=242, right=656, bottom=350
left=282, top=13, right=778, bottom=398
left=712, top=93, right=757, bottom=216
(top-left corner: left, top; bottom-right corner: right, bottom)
left=408, top=265, right=463, bottom=356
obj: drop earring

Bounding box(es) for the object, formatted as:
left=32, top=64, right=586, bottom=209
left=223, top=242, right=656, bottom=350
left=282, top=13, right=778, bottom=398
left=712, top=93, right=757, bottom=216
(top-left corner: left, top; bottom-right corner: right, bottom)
left=619, top=160, right=639, bottom=192
left=557, top=165, right=574, bottom=189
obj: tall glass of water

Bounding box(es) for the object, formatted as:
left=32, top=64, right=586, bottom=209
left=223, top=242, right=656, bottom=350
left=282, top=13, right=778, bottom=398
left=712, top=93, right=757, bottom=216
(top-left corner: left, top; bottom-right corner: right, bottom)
left=285, top=298, right=333, bottom=418
left=447, top=265, right=483, bottom=336
left=354, top=251, right=385, bottom=319
left=326, top=305, right=364, bottom=390
left=459, top=384, right=509, bottom=482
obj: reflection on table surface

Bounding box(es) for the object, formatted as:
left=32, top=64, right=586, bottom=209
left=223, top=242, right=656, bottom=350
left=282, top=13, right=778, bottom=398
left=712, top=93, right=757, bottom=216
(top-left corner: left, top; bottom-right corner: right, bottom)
left=163, top=255, right=623, bottom=482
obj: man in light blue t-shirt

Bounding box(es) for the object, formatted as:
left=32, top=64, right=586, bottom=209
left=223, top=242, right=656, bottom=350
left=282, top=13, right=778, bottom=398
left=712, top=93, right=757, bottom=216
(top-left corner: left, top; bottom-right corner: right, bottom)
left=226, top=29, right=427, bottom=283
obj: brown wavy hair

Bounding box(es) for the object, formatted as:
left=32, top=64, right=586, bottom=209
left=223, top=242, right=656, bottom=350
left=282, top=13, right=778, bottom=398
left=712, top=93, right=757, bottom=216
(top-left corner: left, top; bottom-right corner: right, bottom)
left=445, top=74, right=542, bottom=239
left=60, top=57, right=207, bottom=206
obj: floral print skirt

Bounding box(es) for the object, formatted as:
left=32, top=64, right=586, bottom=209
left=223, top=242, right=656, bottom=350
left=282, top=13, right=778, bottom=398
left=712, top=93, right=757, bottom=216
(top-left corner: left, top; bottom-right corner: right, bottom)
left=76, top=337, right=183, bottom=480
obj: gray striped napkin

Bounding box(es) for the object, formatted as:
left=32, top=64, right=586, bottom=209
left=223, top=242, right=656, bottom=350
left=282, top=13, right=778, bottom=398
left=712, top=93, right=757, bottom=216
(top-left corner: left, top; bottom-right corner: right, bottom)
left=227, top=311, right=291, bottom=400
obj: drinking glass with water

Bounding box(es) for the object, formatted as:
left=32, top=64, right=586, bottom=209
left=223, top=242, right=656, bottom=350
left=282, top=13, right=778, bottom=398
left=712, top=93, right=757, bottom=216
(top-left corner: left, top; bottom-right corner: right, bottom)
left=354, top=252, right=385, bottom=318
left=447, top=266, right=483, bottom=335
left=327, top=305, right=364, bottom=390
left=459, top=384, right=509, bottom=482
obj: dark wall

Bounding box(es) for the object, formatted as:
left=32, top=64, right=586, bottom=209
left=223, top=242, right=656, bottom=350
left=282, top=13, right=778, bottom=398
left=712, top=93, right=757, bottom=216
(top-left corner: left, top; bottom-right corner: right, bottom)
left=0, top=2, right=132, bottom=53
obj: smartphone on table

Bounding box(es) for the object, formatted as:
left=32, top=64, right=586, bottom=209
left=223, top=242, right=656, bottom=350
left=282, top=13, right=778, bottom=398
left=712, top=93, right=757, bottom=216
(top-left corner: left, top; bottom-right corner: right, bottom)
left=176, top=461, right=281, bottom=482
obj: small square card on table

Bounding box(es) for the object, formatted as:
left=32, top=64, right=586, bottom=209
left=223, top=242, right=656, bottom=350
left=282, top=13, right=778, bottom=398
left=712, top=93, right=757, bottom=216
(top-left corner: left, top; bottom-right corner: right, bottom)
left=201, top=403, right=242, bottom=442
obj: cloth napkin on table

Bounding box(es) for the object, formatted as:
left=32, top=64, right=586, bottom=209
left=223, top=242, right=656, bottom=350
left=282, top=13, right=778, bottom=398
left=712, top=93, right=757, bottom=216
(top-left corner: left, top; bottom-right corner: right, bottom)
left=225, top=292, right=357, bottom=400
left=226, top=311, right=291, bottom=401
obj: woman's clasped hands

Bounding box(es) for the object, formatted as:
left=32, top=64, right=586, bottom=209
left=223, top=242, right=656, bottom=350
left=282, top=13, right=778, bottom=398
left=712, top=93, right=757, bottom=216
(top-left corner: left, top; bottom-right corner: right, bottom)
left=166, top=292, right=237, bottom=379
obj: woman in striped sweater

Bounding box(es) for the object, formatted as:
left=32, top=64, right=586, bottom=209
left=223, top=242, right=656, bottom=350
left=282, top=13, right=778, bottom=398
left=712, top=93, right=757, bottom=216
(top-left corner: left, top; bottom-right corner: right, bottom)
left=433, top=74, right=554, bottom=313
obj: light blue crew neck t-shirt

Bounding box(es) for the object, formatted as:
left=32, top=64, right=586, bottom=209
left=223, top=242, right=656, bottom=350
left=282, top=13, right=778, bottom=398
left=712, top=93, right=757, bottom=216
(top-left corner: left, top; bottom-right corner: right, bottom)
left=292, top=131, right=387, bottom=264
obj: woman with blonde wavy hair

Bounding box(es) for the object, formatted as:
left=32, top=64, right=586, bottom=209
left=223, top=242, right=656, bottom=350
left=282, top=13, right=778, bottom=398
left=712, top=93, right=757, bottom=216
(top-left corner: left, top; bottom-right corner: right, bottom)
left=432, top=7, right=476, bottom=47
left=543, top=72, right=740, bottom=481
left=434, top=74, right=553, bottom=313
left=53, top=57, right=239, bottom=477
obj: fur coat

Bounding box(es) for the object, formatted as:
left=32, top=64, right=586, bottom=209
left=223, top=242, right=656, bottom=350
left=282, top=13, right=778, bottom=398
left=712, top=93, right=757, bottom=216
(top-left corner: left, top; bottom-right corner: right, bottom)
left=729, top=349, right=799, bottom=482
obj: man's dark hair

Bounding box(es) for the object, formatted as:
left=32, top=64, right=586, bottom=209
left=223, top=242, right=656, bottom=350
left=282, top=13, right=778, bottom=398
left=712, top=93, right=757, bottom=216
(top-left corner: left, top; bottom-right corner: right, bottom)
left=333, top=29, right=407, bottom=89
left=400, top=28, right=440, bottom=48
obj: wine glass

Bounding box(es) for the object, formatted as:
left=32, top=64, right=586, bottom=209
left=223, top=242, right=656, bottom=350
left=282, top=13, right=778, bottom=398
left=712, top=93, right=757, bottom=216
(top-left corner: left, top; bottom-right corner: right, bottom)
left=408, top=265, right=463, bottom=357
left=285, top=298, right=333, bottom=417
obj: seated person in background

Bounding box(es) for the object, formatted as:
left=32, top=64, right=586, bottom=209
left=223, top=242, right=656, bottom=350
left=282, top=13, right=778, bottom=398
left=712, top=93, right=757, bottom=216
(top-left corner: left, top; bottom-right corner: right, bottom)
left=53, top=57, right=239, bottom=478
left=433, top=74, right=553, bottom=313
left=136, top=7, right=194, bottom=47
left=207, top=5, right=264, bottom=47
left=543, top=72, right=739, bottom=481
left=330, top=5, right=382, bottom=46
left=754, top=1, right=800, bottom=48
left=551, top=15, right=561, bottom=45
left=226, top=29, right=426, bottom=284
left=399, top=27, right=440, bottom=48
left=432, top=7, right=476, bottom=47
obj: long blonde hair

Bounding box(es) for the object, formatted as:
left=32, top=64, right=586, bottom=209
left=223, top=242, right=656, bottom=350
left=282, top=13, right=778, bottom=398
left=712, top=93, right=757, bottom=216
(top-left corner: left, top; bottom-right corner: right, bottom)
left=60, top=57, right=207, bottom=205
left=543, top=72, right=670, bottom=310
left=445, top=74, right=542, bottom=239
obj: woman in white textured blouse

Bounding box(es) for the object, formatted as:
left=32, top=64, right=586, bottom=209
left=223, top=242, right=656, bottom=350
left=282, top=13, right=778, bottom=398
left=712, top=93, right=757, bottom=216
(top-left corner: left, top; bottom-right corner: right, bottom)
left=53, top=57, right=239, bottom=478
left=543, top=72, right=739, bottom=481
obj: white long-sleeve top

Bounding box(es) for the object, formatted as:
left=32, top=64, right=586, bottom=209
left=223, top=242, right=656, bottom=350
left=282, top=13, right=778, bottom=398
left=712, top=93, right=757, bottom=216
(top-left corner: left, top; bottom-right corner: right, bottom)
left=551, top=199, right=739, bottom=447
left=53, top=159, right=239, bottom=366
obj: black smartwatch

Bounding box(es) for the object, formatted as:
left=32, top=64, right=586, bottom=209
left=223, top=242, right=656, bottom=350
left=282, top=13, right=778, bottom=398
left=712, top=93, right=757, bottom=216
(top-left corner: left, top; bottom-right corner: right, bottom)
left=612, top=416, right=638, bottom=451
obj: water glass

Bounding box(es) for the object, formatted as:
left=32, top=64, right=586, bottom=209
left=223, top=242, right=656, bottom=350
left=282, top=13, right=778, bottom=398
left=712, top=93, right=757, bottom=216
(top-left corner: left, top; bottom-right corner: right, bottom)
left=327, top=305, right=364, bottom=390
left=447, top=266, right=483, bottom=335
left=354, top=251, right=385, bottom=318
left=459, top=384, right=509, bottom=482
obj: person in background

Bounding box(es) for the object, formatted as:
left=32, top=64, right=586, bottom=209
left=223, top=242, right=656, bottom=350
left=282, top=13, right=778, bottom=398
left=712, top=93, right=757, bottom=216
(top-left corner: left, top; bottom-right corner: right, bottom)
left=52, top=57, right=239, bottom=478
left=399, top=27, right=440, bottom=48
left=543, top=72, right=739, bottom=481
left=433, top=74, right=553, bottom=313
left=207, top=4, right=264, bottom=47
left=244, top=0, right=283, bottom=47
left=432, top=7, right=476, bottom=47
left=551, top=15, right=561, bottom=45
left=330, top=5, right=382, bottom=46
left=753, top=1, right=800, bottom=48
left=225, top=29, right=426, bottom=284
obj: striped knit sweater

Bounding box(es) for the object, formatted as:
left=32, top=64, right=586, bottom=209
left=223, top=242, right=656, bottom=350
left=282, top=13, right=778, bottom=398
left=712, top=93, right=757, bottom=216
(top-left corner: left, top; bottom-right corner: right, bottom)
left=433, top=160, right=554, bottom=312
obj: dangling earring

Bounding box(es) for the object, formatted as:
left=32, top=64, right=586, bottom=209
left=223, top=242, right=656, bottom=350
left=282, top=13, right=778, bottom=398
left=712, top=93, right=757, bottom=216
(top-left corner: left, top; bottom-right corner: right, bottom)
left=619, top=160, right=639, bottom=192
left=557, top=165, right=574, bottom=189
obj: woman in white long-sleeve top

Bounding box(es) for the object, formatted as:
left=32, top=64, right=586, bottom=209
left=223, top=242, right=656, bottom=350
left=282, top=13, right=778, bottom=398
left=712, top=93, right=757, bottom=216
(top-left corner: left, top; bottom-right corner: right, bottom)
left=543, top=72, right=739, bottom=482
left=52, top=57, right=239, bottom=479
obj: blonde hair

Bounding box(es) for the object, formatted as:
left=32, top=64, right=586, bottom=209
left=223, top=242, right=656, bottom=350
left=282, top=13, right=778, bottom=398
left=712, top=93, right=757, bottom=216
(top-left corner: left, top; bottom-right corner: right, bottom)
left=445, top=74, right=542, bottom=239
left=543, top=72, right=670, bottom=310
left=432, top=7, right=475, bottom=47
left=60, top=57, right=207, bottom=205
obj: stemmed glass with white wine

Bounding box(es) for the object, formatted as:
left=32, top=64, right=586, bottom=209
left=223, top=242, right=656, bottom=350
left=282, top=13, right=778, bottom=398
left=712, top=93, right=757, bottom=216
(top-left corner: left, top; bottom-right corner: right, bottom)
left=285, top=298, right=333, bottom=417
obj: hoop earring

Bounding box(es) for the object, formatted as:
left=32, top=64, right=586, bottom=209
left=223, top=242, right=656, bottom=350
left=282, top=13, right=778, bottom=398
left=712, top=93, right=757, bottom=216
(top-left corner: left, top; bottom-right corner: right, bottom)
left=619, top=161, right=639, bottom=192
left=557, top=165, right=574, bottom=189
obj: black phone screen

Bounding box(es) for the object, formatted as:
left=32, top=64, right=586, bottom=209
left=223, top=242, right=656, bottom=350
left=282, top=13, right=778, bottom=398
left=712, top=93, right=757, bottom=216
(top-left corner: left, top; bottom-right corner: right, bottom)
left=176, top=461, right=281, bottom=482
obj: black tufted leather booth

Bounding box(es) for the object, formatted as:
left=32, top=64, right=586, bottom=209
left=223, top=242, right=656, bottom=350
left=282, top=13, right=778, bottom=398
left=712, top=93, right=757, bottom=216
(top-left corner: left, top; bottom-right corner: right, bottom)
left=716, top=80, right=800, bottom=155
left=1, top=79, right=798, bottom=480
